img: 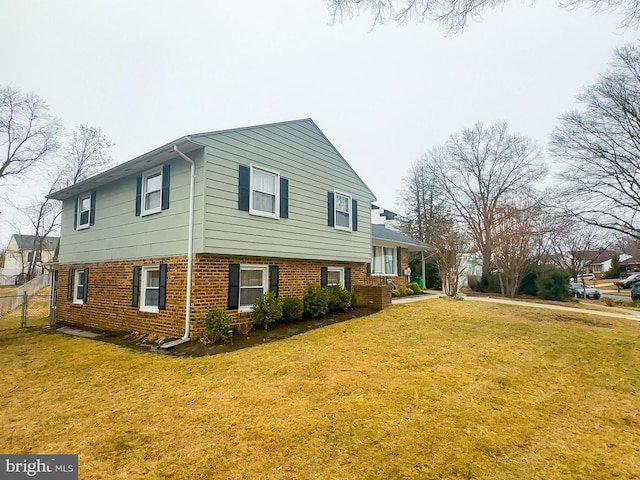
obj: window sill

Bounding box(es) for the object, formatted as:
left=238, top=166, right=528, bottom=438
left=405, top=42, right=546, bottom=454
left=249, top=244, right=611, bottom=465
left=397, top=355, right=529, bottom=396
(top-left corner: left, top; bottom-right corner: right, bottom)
left=72, top=300, right=83, bottom=306
left=140, top=307, right=159, bottom=314
left=334, top=225, right=352, bottom=232
left=249, top=210, right=280, bottom=220
left=77, top=224, right=90, bottom=231
left=141, top=209, right=161, bottom=217
left=238, top=306, right=254, bottom=313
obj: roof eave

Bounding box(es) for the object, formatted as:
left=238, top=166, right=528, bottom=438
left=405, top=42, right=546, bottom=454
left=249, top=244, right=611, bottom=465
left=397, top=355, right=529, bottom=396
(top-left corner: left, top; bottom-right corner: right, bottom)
left=47, top=136, right=200, bottom=200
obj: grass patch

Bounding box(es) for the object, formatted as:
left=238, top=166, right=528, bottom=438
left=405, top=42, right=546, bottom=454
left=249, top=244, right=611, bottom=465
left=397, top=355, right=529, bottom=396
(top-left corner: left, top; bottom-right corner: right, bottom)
left=1, top=299, right=639, bottom=479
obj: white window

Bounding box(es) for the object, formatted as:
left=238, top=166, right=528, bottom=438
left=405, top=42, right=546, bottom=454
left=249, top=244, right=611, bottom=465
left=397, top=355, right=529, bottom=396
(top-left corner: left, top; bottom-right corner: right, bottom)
left=141, top=266, right=160, bottom=312
left=142, top=169, right=162, bottom=216
left=73, top=269, right=85, bottom=304
left=334, top=191, right=351, bottom=231
left=77, top=193, right=91, bottom=229
left=372, top=246, right=397, bottom=275
left=239, top=265, right=268, bottom=312
left=327, top=267, right=344, bottom=287
left=593, top=265, right=602, bottom=273
left=250, top=165, right=279, bottom=218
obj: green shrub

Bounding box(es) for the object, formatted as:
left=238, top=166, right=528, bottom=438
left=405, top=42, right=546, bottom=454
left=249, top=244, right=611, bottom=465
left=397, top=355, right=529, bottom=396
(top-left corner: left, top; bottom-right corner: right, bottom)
left=350, top=290, right=358, bottom=308
left=399, top=286, right=414, bottom=296
left=328, top=285, right=352, bottom=312
left=303, top=285, right=330, bottom=318
left=281, top=297, right=304, bottom=321
left=536, top=269, right=573, bottom=301
left=251, top=291, right=282, bottom=329
left=201, top=308, right=232, bottom=343
left=408, top=282, right=422, bottom=295
left=391, top=289, right=401, bottom=297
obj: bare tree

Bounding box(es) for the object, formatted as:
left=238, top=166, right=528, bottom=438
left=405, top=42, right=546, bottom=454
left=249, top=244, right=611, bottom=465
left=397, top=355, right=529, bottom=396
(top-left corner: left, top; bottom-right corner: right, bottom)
left=492, top=201, right=545, bottom=297
left=57, top=124, right=114, bottom=189
left=0, top=85, right=62, bottom=187
left=433, top=121, right=546, bottom=280
left=432, top=222, right=472, bottom=296
left=328, top=0, right=640, bottom=33
left=550, top=43, right=640, bottom=241
left=397, top=156, right=449, bottom=243
left=543, top=217, right=605, bottom=281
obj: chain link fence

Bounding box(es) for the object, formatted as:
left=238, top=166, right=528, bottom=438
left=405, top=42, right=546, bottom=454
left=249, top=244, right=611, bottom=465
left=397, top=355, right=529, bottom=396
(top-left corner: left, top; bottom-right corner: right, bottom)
left=0, top=286, right=52, bottom=331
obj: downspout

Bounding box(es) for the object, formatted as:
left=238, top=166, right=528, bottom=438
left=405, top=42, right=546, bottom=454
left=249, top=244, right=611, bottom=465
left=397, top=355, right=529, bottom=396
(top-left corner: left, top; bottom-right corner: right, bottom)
left=171, top=145, right=195, bottom=342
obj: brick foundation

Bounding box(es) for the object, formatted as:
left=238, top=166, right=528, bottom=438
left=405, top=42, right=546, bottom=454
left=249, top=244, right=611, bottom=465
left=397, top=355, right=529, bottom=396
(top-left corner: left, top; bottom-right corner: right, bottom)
left=55, top=255, right=367, bottom=339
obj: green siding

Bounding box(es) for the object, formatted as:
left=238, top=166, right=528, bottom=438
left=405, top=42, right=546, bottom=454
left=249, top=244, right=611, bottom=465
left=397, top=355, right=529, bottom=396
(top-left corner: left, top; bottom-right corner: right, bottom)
left=197, top=120, right=375, bottom=263
left=58, top=149, right=205, bottom=263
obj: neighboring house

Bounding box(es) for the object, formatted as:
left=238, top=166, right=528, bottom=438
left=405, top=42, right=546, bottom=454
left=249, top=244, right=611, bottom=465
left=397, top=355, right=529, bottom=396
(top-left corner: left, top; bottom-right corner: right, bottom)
left=0, top=234, right=59, bottom=285
left=620, top=255, right=640, bottom=273
left=47, top=119, right=377, bottom=340
left=576, top=250, right=631, bottom=277
left=369, top=224, right=429, bottom=287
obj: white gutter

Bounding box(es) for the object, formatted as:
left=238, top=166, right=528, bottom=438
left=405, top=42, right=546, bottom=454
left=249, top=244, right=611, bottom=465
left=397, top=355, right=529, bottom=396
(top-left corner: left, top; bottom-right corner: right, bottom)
left=161, top=144, right=195, bottom=348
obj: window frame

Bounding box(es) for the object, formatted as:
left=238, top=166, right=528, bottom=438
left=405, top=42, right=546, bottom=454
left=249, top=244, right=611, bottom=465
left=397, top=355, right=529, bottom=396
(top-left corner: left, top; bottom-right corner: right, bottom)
left=73, top=269, right=85, bottom=305
left=334, top=190, right=352, bottom=232
left=140, top=265, right=160, bottom=313
left=327, top=267, right=345, bottom=287
left=77, top=193, right=92, bottom=229
left=141, top=168, right=163, bottom=216
left=371, top=245, right=397, bottom=276
left=238, top=264, right=269, bottom=312
left=249, top=165, right=280, bottom=219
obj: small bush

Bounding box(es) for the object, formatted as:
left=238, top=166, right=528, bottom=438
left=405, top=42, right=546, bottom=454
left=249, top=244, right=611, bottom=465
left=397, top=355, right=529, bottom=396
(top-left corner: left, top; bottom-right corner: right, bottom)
left=328, top=285, right=352, bottom=312
left=350, top=291, right=358, bottom=308
left=391, top=289, right=401, bottom=297
left=281, top=297, right=304, bottom=321
left=400, top=286, right=414, bottom=296
left=251, top=291, right=282, bottom=329
left=408, top=282, right=422, bottom=295
left=303, top=285, right=329, bottom=318
left=201, top=308, right=232, bottom=343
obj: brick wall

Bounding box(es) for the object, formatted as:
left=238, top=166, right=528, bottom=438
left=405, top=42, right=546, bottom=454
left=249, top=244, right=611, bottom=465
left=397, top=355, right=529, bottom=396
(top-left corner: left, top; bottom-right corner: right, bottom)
left=353, top=285, right=392, bottom=310
left=55, top=255, right=367, bottom=339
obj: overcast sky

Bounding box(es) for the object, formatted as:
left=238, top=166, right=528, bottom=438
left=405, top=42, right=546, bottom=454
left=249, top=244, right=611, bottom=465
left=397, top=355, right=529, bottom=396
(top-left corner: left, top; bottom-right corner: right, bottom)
left=1, top=0, right=638, bottom=247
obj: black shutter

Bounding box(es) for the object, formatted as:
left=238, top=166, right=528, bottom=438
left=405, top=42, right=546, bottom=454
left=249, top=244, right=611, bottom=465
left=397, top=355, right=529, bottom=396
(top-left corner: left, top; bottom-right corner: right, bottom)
left=321, top=266, right=328, bottom=289
left=83, top=268, right=89, bottom=302
left=135, top=175, right=142, bottom=216
left=158, top=264, right=167, bottom=310
left=269, top=265, right=279, bottom=298
left=352, top=199, right=358, bottom=231
left=366, top=263, right=371, bottom=276
left=161, top=165, right=171, bottom=211
left=228, top=264, right=240, bottom=309
left=238, top=165, right=250, bottom=211
left=280, top=177, right=289, bottom=219
left=327, top=192, right=334, bottom=227
left=132, top=266, right=140, bottom=307
left=67, top=268, right=74, bottom=301
left=397, top=247, right=402, bottom=276
left=345, top=267, right=352, bottom=291
left=89, top=191, right=96, bottom=226
left=73, top=197, right=78, bottom=230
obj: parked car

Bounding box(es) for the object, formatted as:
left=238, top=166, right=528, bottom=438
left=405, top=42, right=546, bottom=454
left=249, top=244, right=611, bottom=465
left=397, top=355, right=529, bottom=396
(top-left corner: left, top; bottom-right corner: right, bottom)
left=632, top=283, right=640, bottom=303
left=568, top=283, right=601, bottom=300
left=619, top=272, right=640, bottom=289
left=577, top=273, right=595, bottom=281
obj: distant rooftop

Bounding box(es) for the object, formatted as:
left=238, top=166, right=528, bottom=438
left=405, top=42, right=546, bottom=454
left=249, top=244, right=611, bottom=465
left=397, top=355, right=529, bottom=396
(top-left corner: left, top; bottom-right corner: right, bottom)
left=11, top=234, right=59, bottom=251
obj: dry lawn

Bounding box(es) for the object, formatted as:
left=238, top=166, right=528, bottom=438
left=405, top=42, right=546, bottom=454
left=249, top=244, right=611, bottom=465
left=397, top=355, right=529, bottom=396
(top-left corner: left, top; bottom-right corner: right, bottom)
left=1, top=299, right=639, bottom=479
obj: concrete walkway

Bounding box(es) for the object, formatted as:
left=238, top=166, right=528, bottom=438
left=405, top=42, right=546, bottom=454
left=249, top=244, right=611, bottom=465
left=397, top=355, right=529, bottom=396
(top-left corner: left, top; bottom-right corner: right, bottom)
left=392, top=291, right=640, bottom=322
